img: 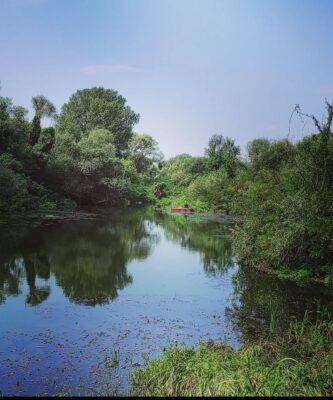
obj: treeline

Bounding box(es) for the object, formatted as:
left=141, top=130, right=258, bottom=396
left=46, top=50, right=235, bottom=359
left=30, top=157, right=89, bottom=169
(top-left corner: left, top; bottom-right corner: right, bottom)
left=0, top=86, right=161, bottom=212
left=155, top=102, right=333, bottom=280
left=1, top=84, right=332, bottom=280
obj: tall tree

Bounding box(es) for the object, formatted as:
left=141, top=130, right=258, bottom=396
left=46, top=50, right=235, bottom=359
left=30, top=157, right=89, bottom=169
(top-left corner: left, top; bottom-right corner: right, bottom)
left=55, top=87, right=139, bottom=156
left=205, top=134, right=240, bottom=177
left=30, top=95, right=56, bottom=146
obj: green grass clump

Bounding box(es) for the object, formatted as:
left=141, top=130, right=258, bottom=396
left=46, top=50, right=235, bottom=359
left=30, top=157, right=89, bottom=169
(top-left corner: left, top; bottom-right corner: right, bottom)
left=272, top=268, right=311, bottom=283
left=130, top=311, right=333, bottom=397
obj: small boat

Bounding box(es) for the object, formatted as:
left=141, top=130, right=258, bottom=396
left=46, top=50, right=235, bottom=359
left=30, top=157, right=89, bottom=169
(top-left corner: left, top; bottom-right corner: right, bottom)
left=171, top=207, right=194, bottom=214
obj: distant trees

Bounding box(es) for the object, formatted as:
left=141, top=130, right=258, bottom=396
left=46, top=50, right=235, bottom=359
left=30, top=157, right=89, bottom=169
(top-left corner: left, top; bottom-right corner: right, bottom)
left=205, top=134, right=240, bottom=177
left=153, top=136, right=242, bottom=213
left=1, top=81, right=332, bottom=281
left=247, top=138, right=294, bottom=172
left=153, top=104, right=333, bottom=280
left=163, top=154, right=208, bottom=187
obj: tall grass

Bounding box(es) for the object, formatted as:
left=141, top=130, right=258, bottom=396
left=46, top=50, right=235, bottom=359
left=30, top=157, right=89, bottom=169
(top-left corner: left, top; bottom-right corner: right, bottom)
left=130, top=310, right=333, bottom=397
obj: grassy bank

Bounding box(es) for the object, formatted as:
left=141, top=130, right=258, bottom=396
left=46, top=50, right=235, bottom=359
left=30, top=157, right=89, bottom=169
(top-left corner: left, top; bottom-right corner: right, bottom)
left=130, top=310, right=333, bottom=397
left=250, top=264, right=332, bottom=286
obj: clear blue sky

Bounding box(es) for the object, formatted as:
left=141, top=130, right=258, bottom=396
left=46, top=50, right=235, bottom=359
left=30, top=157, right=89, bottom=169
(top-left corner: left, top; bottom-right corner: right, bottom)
left=1, top=0, right=333, bottom=158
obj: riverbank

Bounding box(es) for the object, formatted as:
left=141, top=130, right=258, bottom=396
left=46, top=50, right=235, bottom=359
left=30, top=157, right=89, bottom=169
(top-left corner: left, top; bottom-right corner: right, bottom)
left=154, top=204, right=243, bottom=223
left=130, top=310, right=333, bottom=397
left=0, top=209, right=100, bottom=228
left=252, top=264, right=331, bottom=285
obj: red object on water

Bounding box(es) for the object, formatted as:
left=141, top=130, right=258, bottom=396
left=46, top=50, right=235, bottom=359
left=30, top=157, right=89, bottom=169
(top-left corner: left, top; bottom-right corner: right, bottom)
left=171, top=208, right=194, bottom=214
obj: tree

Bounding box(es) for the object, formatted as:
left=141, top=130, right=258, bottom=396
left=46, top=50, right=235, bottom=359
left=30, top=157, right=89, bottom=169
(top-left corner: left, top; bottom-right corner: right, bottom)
left=77, top=128, right=116, bottom=174
left=126, top=133, right=162, bottom=174
left=163, top=154, right=208, bottom=187
left=294, top=101, right=333, bottom=193
left=247, top=138, right=295, bottom=172
left=30, top=95, right=56, bottom=146
left=56, top=87, right=140, bottom=156
left=235, top=102, right=333, bottom=278
left=33, top=127, right=55, bottom=158
left=205, top=134, right=240, bottom=177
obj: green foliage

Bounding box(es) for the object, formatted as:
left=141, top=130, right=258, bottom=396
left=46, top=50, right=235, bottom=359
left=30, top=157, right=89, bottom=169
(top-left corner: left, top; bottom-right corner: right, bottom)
left=56, top=87, right=139, bottom=156
left=188, top=170, right=234, bottom=213
left=247, top=138, right=295, bottom=172
left=30, top=95, right=56, bottom=146
left=151, top=105, right=332, bottom=280
left=126, top=133, right=162, bottom=175
left=162, top=154, right=208, bottom=187
left=1, top=83, right=332, bottom=282
left=77, top=128, right=116, bottom=173
left=205, top=134, right=240, bottom=177
left=234, top=104, right=333, bottom=278
left=272, top=268, right=311, bottom=283
left=0, top=164, right=30, bottom=211
left=130, top=311, right=333, bottom=397
left=0, top=90, right=83, bottom=212
left=51, top=127, right=152, bottom=205
left=42, top=87, right=153, bottom=206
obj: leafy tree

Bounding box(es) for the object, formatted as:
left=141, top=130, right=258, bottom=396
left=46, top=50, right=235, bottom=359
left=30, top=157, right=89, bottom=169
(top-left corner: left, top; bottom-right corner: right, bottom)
left=30, top=95, right=56, bottom=146
left=163, top=154, right=208, bottom=187
left=126, top=133, right=162, bottom=175
left=234, top=102, right=333, bottom=278
left=0, top=97, right=30, bottom=160
left=56, top=87, right=139, bottom=156
left=33, top=127, right=55, bottom=159
left=205, top=134, right=240, bottom=177
left=77, top=128, right=116, bottom=174
left=188, top=170, right=234, bottom=213
left=247, top=138, right=295, bottom=172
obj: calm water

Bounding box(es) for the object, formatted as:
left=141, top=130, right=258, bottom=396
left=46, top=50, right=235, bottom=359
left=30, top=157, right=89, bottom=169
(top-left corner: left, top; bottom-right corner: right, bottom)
left=0, top=208, right=332, bottom=396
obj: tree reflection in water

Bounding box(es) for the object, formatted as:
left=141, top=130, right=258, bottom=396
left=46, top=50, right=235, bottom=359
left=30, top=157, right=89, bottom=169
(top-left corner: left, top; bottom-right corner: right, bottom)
left=155, top=213, right=234, bottom=277
left=0, top=208, right=159, bottom=306
left=226, top=267, right=333, bottom=343
left=1, top=209, right=333, bottom=347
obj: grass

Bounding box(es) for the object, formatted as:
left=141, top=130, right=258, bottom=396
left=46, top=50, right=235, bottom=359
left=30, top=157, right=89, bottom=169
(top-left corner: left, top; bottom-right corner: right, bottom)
left=130, top=310, right=333, bottom=397
left=272, top=268, right=311, bottom=284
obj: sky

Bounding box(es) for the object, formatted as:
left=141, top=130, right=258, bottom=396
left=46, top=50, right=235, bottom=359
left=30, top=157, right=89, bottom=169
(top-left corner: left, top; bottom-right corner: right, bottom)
left=1, top=0, right=333, bottom=159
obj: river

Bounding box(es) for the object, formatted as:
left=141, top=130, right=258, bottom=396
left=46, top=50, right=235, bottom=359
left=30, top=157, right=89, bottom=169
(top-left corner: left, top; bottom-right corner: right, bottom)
left=0, top=208, right=332, bottom=396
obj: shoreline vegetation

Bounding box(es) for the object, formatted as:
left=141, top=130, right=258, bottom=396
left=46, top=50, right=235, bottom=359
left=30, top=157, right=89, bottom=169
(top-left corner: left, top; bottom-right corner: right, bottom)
left=1, top=85, right=332, bottom=284
left=1, top=85, right=332, bottom=396
left=130, top=309, right=333, bottom=397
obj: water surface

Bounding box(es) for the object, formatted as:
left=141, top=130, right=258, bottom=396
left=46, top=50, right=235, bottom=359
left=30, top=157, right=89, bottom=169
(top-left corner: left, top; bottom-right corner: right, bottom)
left=0, top=208, right=332, bottom=395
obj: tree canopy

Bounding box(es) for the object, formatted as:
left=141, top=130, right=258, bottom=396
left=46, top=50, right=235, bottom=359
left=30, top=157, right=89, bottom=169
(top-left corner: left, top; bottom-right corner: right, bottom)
left=0, top=82, right=332, bottom=282
left=56, top=87, right=139, bottom=156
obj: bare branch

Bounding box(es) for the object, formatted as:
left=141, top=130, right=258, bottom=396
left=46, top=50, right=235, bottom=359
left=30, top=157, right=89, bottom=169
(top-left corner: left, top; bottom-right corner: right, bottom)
left=287, top=104, right=299, bottom=141
left=295, top=105, right=322, bottom=132
left=324, top=99, right=333, bottom=131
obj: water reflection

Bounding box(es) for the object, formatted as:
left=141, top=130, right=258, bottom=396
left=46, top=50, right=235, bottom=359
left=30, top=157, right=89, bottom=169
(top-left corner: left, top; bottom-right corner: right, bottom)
left=0, top=257, right=23, bottom=303
left=1, top=207, right=332, bottom=337
left=0, top=209, right=159, bottom=306
left=154, top=213, right=234, bottom=277
left=227, top=267, right=333, bottom=343
left=0, top=209, right=236, bottom=307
